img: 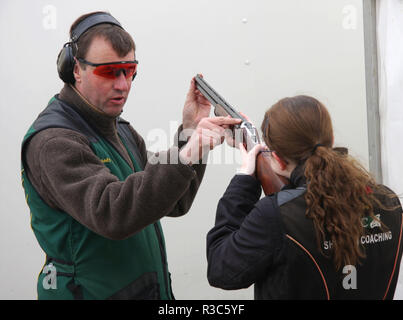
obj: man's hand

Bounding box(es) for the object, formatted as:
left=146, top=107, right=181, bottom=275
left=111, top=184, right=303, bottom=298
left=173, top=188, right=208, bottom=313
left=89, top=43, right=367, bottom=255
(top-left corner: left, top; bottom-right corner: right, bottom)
left=222, top=112, right=252, bottom=148
left=179, top=117, right=242, bottom=165
left=182, top=75, right=211, bottom=130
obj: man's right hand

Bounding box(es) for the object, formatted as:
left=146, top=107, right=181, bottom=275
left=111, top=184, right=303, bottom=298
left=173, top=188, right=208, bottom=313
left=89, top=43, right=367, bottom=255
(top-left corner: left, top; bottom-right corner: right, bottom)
left=179, top=117, right=242, bottom=165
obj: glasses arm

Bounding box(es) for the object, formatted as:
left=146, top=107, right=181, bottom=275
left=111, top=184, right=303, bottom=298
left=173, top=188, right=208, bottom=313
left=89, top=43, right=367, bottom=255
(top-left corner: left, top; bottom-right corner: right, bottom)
left=77, top=58, right=138, bottom=67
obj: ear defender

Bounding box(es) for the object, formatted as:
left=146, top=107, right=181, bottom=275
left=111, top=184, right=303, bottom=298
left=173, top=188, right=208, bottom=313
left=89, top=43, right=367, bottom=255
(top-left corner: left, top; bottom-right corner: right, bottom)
left=57, top=43, right=76, bottom=84
left=56, top=12, right=123, bottom=84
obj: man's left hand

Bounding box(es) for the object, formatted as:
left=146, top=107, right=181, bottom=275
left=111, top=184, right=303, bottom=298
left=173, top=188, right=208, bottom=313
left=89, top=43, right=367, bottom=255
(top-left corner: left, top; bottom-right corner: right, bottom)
left=182, top=74, right=211, bottom=130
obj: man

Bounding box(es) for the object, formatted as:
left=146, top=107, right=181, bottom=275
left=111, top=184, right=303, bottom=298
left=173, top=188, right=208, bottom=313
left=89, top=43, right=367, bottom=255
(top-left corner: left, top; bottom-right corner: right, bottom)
left=21, top=11, right=239, bottom=300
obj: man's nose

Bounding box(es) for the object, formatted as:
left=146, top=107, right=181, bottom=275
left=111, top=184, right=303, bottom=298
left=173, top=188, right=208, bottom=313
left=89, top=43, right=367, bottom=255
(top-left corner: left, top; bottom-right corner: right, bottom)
left=113, top=71, right=130, bottom=91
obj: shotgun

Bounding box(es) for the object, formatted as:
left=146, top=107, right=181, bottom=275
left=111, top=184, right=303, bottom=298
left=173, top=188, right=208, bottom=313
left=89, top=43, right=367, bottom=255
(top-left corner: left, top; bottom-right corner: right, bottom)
left=194, top=75, right=288, bottom=195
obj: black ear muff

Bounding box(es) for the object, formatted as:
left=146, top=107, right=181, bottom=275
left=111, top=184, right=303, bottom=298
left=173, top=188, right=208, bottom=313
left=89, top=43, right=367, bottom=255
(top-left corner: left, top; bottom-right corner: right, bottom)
left=57, top=43, right=76, bottom=84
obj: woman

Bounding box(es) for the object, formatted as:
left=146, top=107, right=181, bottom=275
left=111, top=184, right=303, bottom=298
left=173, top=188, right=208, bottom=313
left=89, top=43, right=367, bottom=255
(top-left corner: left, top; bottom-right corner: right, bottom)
left=206, top=95, right=403, bottom=299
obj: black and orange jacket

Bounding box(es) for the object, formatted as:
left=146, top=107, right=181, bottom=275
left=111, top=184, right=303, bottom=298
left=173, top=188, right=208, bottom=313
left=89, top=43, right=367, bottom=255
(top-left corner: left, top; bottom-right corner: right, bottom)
left=206, top=166, right=403, bottom=300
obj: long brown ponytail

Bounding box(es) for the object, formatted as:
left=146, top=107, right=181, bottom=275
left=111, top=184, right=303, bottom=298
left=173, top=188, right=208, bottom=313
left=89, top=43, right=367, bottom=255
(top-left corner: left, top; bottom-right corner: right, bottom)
left=261, top=95, right=384, bottom=269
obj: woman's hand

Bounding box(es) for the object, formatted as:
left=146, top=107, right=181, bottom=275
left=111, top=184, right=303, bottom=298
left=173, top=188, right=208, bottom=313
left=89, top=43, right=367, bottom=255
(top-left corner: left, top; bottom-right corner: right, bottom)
left=237, top=143, right=267, bottom=175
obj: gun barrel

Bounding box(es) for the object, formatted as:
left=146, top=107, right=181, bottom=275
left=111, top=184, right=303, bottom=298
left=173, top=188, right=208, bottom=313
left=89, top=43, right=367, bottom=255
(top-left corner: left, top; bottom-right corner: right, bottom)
left=195, top=75, right=247, bottom=122
left=194, top=74, right=290, bottom=195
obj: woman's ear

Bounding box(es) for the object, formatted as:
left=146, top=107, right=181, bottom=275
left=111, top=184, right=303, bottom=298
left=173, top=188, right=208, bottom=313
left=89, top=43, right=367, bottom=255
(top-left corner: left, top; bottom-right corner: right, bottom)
left=272, top=152, right=287, bottom=171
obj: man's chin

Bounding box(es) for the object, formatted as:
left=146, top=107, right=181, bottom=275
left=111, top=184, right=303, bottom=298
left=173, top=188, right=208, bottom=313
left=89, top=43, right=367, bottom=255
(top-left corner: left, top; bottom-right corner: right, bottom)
left=103, top=105, right=124, bottom=118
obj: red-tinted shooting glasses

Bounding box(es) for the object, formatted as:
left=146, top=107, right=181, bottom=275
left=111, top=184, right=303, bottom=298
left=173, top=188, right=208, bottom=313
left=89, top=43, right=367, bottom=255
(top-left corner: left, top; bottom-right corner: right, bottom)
left=77, top=58, right=138, bottom=80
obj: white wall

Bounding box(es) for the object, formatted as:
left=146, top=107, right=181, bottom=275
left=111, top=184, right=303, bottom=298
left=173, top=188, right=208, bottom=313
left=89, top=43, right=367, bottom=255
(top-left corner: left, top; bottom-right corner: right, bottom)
left=0, top=0, right=374, bottom=299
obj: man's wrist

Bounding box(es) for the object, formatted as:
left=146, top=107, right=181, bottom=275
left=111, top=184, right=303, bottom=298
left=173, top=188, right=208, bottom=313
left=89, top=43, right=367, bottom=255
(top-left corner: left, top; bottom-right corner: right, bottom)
left=176, top=125, right=193, bottom=149
left=179, top=147, right=193, bottom=166
left=182, top=120, right=196, bottom=131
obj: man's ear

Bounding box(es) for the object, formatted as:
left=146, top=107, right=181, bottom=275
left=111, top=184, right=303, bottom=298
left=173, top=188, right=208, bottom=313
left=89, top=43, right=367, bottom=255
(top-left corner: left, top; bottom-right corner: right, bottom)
left=273, top=152, right=287, bottom=171
left=73, top=58, right=81, bottom=84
